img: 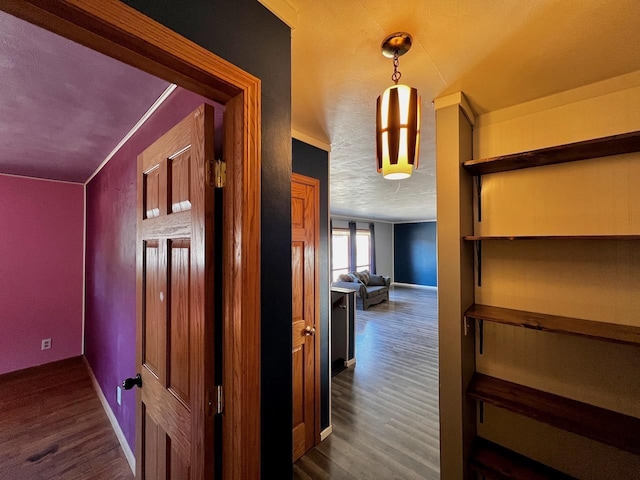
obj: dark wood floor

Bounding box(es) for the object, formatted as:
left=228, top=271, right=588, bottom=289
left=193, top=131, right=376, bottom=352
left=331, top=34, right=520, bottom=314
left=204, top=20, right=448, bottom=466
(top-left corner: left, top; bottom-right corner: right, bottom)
left=0, top=357, right=133, bottom=480
left=294, top=285, right=440, bottom=479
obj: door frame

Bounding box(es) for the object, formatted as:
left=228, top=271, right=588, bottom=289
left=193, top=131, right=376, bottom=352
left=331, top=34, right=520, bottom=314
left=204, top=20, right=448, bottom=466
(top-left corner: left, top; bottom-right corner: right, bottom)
left=0, top=1, right=261, bottom=478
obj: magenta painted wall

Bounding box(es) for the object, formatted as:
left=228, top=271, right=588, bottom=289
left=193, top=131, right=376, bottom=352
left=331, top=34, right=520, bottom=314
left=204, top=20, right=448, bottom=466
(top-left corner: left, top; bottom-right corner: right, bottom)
left=0, top=174, right=84, bottom=375
left=85, top=87, right=220, bottom=450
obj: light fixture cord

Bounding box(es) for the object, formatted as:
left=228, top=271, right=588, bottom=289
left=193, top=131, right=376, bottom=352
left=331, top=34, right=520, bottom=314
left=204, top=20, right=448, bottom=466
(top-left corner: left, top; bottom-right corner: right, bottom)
left=391, top=49, right=401, bottom=85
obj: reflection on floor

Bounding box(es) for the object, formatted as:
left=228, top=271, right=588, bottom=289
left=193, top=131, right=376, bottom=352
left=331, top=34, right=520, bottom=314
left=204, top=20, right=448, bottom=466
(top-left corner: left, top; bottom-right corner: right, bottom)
left=294, top=285, right=440, bottom=479
left=0, top=357, right=133, bottom=480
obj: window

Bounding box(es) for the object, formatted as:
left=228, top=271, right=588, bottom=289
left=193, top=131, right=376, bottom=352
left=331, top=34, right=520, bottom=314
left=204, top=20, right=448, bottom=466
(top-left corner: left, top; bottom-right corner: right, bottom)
left=331, top=228, right=372, bottom=280
left=355, top=231, right=370, bottom=272
left=331, top=229, right=350, bottom=281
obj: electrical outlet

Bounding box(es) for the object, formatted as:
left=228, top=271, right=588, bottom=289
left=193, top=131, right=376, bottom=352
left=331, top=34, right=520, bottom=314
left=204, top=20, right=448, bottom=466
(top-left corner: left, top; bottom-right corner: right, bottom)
left=41, top=338, right=52, bottom=350
left=116, top=386, right=122, bottom=406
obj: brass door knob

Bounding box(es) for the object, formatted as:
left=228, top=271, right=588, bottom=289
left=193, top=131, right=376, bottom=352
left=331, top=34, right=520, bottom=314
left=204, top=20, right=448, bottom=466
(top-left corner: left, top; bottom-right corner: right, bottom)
left=304, top=325, right=316, bottom=336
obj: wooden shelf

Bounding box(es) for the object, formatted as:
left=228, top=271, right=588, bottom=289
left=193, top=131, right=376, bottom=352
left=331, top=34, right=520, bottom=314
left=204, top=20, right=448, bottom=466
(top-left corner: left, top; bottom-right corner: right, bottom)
left=468, top=374, right=640, bottom=455
left=469, top=437, right=575, bottom=480
left=465, top=304, right=640, bottom=347
left=463, top=130, right=640, bottom=175
left=463, top=234, right=640, bottom=241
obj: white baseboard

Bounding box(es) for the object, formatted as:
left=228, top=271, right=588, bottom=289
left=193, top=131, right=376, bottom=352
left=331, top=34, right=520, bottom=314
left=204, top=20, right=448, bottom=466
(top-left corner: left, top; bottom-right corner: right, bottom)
left=392, top=282, right=438, bottom=291
left=345, top=358, right=356, bottom=368
left=320, top=425, right=333, bottom=441
left=84, top=359, right=135, bottom=473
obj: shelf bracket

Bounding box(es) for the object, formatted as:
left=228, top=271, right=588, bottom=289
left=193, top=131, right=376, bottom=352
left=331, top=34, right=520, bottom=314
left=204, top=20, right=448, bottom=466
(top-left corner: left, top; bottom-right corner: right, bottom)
left=464, top=316, right=473, bottom=336
left=478, top=319, right=484, bottom=355
left=475, top=240, right=482, bottom=287
left=476, top=175, right=483, bottom=223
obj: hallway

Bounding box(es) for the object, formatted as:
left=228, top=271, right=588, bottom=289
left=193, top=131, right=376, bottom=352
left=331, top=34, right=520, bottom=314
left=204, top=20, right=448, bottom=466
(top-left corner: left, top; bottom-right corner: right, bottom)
left=294, top=286, right=440, bottom=479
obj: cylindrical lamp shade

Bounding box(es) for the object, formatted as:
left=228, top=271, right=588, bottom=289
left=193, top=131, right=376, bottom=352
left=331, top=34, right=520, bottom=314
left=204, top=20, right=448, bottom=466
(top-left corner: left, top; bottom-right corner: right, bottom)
left=376, top=84, right=421, bottom=179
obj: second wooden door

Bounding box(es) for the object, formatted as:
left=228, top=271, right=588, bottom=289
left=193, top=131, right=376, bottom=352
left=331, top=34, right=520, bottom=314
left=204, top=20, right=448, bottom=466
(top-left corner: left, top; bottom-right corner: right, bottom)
left=291, top=173, right=320, bottom=462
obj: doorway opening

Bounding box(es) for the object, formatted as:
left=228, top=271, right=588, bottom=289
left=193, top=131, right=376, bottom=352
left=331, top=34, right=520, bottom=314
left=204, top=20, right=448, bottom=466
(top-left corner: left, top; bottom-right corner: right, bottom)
left=1, top=2, right=261, bottom=478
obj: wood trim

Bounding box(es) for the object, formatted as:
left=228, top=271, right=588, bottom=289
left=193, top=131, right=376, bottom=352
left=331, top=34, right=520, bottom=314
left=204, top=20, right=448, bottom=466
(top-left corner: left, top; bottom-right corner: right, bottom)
left=292, top=172, right=322, bottom=446
left=468, top=373, right=640, bottom=455
left=85, top=84, right=178, bottom=185
left=465, top=304, right=640, bottom=346
left=292, top=129, right=331, bottom=152
left=464, top=234, right=640, bottom=241
left=257, top=0, right=298, bottom=29
left=433, top=92, right=476, bottom=126
left=0, top=0, right=257, bottom=102
left=319, top=425, right=333, bottom=441
left=0, top=1, right=262, bottom=478
left=463, top=130, right=640, bottom=176
left=223, top=92, right=261, bottom=480
left=469, top=437, right=575, bottom=479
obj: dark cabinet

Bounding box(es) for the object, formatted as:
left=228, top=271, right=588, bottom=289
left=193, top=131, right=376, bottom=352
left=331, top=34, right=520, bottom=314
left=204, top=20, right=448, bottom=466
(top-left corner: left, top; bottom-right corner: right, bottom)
left=331, top=287, right=356, bottom=376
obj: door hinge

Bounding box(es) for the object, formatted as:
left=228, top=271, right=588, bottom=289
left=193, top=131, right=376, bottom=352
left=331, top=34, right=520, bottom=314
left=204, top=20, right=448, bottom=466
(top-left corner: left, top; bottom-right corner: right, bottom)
left=215, top=385, right=224, bottom=415
left=214, top=159, right=226, bottom=188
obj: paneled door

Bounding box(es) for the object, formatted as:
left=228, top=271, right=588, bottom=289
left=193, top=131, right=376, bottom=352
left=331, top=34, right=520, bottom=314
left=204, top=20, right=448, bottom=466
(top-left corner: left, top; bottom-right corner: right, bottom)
left=136, top=104, right=216, bottom=479
left=291, top=173, right=321, bottom=462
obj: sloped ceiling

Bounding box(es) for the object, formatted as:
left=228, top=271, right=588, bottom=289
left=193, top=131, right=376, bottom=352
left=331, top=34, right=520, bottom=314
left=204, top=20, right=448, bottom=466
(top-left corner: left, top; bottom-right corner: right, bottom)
left=289, top=0, right=640, bottom=221
left=0, top=11, right=170, bottom=183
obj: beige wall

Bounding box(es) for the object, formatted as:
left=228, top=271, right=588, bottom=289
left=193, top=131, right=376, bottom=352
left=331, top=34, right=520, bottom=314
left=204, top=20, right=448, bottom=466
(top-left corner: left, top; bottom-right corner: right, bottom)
left=435, top=100, right=476, bottom=479
left=471, top=73, right=640, bottom=478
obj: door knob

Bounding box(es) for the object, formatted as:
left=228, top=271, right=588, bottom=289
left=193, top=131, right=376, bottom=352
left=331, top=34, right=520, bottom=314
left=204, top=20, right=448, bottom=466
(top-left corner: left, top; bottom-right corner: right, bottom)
left=122, top=374, right=142, bottom=390
left=304, top=326, right=316, bottom=336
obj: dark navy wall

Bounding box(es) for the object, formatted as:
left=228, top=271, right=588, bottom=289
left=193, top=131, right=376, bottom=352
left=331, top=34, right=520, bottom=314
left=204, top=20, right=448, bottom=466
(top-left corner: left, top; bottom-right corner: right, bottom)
left=292, top=139, right=330, bottom=431
left=394, top=222, right=438, bottom=287
left=121, top=1, right=292, bottom=477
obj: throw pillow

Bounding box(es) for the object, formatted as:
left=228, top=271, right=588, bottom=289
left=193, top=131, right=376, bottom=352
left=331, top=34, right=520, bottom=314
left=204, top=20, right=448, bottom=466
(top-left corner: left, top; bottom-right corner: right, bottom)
left=368, top=274, right=386, bottom=286
left=354, top=270, right=370, bottom=286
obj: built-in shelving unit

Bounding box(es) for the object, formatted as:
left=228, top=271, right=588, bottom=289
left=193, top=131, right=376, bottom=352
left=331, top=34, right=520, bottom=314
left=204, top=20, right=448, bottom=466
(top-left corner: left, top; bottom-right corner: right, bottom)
left=463, top=129, right=640, bottom=476
left=465, top=304, right=640, bottom=346
left=468, top=374, right=640, bottom=456
left=463, top=235, right=640, bottom=286
left=469, top=438, right=576, bottom=480
left=463, top=234, right=640, bottom=241
left=463, top=130, right=640, bottom=175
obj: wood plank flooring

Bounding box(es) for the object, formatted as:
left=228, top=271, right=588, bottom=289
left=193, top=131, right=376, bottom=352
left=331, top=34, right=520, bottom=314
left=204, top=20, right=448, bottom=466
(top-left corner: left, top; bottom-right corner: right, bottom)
left=294, top=285, right=440, bottom=479
left=0, top=357, right=133, bottom=480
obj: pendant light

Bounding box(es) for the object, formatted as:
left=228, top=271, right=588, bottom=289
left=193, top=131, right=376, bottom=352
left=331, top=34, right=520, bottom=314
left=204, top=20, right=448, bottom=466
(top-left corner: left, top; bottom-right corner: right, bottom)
left=376, top=32, right=421, bottom=180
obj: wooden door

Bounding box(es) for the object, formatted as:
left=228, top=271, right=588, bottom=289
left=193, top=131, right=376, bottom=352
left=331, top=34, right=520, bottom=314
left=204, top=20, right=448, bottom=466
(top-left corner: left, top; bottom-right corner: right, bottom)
left=291, top=173, right=321, bottom=462
left=136, top=104, right=216, bottom=479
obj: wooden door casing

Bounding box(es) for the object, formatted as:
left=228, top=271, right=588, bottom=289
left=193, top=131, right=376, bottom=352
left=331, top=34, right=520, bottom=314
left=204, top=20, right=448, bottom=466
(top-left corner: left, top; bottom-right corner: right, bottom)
left=291, top=173, right=321, bottom=462
left=3, top=2, right=262, bottom=477
left=136, top=104, right=215, bottom=479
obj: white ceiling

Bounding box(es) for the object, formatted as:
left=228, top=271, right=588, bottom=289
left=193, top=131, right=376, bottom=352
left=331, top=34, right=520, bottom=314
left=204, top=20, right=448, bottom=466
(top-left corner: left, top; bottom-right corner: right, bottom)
left=0, top=11, right=170, bottom=183
left=4, top=2, right=640, bottom=216
left=289, top=0, right=640, bottom=222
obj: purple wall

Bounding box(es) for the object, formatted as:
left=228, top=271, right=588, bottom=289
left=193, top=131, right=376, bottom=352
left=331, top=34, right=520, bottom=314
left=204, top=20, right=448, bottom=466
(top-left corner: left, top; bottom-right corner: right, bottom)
left=85, top=88, right=220, bottom=450
left=0, top=174, right=84, bottom=375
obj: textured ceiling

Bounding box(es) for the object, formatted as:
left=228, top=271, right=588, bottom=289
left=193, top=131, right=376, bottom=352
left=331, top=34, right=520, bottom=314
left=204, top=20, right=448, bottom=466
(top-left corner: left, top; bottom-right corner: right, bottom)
left=290, top=0, right=640, bottom=221
left=0, top=11, right=170, bottom=183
